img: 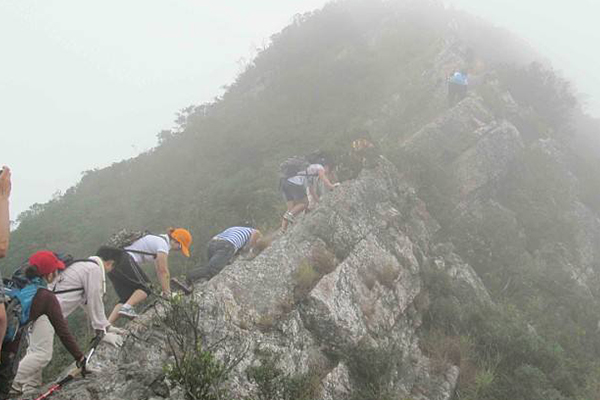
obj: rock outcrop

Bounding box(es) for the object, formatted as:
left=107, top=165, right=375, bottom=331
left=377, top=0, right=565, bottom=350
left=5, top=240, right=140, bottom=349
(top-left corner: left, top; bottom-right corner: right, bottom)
left=47, top=159, right=489, bottom=400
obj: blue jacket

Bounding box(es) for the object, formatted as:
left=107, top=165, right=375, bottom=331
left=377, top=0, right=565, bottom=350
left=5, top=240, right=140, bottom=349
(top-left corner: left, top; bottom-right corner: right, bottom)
left=450, top=72, right=468, bottom=86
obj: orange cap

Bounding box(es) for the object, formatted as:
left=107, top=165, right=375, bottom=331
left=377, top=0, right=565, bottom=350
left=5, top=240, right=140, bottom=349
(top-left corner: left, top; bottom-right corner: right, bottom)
left=170, top=228, right=192, bottom=257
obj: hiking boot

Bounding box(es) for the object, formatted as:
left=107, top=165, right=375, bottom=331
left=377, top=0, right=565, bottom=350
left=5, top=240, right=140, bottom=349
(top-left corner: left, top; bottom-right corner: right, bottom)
left=283, top=211, right=295, bottom=223
left=118, top=304, right=139, bottom=319
left=170, top=277, right=192, bottom=295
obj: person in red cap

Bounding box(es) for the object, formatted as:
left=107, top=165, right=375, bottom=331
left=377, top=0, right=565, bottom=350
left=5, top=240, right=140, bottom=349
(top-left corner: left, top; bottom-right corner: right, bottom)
left=0, top=251, right=85, bottom=399
left=104, top=228, right=192, bottom=323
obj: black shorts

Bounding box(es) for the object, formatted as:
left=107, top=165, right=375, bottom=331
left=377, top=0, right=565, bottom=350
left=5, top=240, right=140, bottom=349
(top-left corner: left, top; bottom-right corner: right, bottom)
left=280, top=179, right=307, bottom=202
left=107, top=253, right=152, bottom=303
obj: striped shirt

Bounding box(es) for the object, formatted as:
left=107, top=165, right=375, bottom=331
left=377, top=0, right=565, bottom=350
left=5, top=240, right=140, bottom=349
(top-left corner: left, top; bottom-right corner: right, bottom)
left=215, top=227, right=256, bottom=253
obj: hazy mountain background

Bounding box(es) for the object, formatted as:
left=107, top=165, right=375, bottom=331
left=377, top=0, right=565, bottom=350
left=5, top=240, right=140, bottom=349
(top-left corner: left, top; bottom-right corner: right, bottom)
left=1, top=0, right=599, bottom=220
left=3, top=0, right=600, bottom=397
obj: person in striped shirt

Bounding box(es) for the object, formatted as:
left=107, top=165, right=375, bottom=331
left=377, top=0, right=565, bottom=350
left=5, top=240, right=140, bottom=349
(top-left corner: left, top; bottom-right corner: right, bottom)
left=171, top=227, right=265, bottom=291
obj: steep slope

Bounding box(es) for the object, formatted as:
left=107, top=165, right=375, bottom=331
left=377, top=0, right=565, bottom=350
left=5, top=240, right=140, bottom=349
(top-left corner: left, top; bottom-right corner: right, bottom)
left=4, top=0, right=600, bottom=398
left=46, top=159, right=489, bottom=400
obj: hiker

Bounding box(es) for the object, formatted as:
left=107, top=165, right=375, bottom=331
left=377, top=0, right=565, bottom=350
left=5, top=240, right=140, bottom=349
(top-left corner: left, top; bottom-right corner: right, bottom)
left=0, top=251, right=85, bottom=400
left=105, top=228, right=192, bottom=322
left=448, top=69, right=468, bottom=106
left=11, top=249, right=126, bottom=396
left=281, top=155, right=338, bottom=232
left=0, top=166, right=12, bottom=353
left=171, top=227, right=266, bottom=291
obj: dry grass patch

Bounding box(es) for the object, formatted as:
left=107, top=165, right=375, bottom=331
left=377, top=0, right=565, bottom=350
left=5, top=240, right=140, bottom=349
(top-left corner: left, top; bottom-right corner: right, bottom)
left=375, top=264, right=400, bottom=289
left=310, top=245, right=337, bottom=275
left=293, top=260, right=321, bottom=302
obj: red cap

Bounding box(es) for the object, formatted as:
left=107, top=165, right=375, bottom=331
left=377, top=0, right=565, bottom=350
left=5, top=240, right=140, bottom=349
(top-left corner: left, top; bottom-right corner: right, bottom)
left=29, top=251, right=66, bottom=275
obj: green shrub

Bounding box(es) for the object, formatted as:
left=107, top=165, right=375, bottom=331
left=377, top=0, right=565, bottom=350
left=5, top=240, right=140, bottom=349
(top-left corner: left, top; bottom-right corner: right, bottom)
left=293, top=260, right=321, bottom=301
left=346, top=341, right=398, bottom=400
left=246, top=352, right=321, bottom=400
left=159, top=295, right=243, bottom=400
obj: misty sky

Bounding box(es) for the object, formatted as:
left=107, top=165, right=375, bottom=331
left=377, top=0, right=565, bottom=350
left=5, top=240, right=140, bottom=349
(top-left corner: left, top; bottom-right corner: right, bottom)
left=1, top=0, right=599, bottom=219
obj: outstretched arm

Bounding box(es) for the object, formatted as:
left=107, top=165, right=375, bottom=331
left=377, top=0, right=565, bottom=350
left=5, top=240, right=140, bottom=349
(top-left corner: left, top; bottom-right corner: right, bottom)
left=245, top=230, right=263, bottom=260
left=155, top=252, right=170, bottom=295
left=0, top=166, right=11, bottom=258
left=0, top=167, right=11, bottom=352
left=318, top=169, right=336, bottom=190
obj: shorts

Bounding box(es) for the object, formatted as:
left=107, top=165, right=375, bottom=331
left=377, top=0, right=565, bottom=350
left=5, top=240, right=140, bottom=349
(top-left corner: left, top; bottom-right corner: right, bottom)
left=280, top=179, right=307, bottom=202
left=107, top=253, right=152, bottom=303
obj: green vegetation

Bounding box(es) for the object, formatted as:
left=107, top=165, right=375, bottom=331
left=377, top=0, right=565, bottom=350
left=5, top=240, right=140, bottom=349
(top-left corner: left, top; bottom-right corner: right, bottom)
left=245, top=352, right=321, bottom=400
left=1, top=0, right=600, bottom=397
left=160, top=294, right=243, bottom=400
left=346, top=340, right=399, bottom=400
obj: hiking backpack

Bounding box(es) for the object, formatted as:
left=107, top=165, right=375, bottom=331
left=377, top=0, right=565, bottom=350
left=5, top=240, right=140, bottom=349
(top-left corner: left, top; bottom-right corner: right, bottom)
left=106, top=229, right=169, bottom=260
left=7, top=253, right=99, bottom=299
left=279, top=156, right=310, bottom=179
left=2, top=277, right=46, bottom=343
left=107, top=229, right=150, bottom=249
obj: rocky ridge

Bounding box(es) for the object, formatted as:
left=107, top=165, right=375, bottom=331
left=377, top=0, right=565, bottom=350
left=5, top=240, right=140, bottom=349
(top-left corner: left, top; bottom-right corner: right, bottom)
left=47, top=157, right=489, bottom=400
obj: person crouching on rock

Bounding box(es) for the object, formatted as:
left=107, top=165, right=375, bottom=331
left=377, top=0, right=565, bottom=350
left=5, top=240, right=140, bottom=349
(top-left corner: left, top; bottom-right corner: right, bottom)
left=171, top=226, right=267, bottom=293
left=104, top=228, right=193, bottom=323
left=0, top=251, right=85, bottom=400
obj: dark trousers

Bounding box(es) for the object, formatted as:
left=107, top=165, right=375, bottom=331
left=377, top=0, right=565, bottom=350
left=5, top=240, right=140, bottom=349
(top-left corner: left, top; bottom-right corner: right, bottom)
left=107, top=253, right=152, bottom=303
left=0, top=348, right=18, bottom=398
left=448, top=82, right=467, bottom=106
left=187, top=240, right=236, bottom=282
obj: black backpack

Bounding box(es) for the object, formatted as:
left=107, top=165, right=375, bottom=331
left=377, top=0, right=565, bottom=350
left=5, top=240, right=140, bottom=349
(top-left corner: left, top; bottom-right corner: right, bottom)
left=279, top=156, right=310, bottom=179
left=106, top=229, right=169, bottom=259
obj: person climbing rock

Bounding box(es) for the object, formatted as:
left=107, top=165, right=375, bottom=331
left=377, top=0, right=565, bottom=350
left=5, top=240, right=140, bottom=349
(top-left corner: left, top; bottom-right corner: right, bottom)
left=0, top=251, right=85, bottom=400
left=351, top=132, right=380, bottom=170
left=0, top=166, right=12, bottom=353
left=103, top=228, right=192, bottom=322
left=171, top=227, right=267, bottom=293
left=280, top=155, right=338, bottom=232
left=11, top=249, right=126, bottom=396
left=448, top=69, right=469, bottom=106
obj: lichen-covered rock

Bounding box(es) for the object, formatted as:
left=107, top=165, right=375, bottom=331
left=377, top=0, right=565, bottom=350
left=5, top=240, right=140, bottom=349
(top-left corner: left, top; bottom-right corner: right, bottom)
left=41, top=159, right=486, bottom=400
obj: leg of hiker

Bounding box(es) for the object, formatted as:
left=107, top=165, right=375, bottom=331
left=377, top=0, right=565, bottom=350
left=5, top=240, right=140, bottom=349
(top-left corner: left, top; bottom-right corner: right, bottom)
left=290, top=199, right=308, bottom=217
left=108, top=289, right=148, bottom=323
left=187, top=239, right=236, bottom=283
left=11, top=316, right=54, bottom=394
left=107, top=255, right=151, bottom=323
left=448, top=82, right=458, bottom=106
left=281, top=199, right=295, bottom=231
left=280, top=179, right=308, bottom=232
left=0, top=348, right=16, bottom=399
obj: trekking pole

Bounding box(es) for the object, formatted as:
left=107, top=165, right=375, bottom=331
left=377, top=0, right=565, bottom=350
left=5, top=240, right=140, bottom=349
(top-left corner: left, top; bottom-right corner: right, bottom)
left=31, top=332, right=105, bottom=400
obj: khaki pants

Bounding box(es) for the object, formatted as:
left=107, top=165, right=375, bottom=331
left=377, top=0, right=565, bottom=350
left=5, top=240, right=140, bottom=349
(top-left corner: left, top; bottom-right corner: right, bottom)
left=11, top=316, right=54, bottom=394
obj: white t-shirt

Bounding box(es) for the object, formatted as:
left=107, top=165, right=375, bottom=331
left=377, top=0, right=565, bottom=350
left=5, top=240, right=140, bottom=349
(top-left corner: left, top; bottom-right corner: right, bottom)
left=287, top=164, right=324, bottom=187
left=125, top=234, right=170, bottom=264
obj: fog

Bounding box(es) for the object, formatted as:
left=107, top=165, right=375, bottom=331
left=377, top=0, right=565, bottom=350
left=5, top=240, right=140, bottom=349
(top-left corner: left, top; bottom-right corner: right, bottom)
left=1, top=0, right=599, bottom=220
left=444, top=0, right=600, bottom=115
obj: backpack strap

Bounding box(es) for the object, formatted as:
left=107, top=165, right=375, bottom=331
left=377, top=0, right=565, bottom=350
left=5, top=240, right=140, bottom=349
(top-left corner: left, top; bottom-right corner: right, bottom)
left=53, top=258, right=100, bottom=295
left=124, top=249, right=158, bottom=258
left=123, top=234, right=170, bottom=259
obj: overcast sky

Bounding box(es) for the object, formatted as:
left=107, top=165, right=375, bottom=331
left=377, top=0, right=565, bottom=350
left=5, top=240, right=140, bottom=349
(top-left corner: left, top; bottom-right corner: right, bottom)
left=1, top=0, right=599, bottom=219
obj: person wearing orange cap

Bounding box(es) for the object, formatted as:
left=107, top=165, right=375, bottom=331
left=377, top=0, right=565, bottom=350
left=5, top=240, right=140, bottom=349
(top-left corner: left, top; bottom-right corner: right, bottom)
left=105, top=228, right=192, bottom=323
left=0, top=251, right=85, bottom=399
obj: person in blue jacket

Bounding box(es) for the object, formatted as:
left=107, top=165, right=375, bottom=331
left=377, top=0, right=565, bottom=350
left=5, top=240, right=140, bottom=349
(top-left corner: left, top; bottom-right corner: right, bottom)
left=448, top=69, right=468, bottom=106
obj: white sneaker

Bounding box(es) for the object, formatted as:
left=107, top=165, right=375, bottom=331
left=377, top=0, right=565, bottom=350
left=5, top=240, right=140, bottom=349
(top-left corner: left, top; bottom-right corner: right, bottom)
left=118, top=304, right=139, bottom=319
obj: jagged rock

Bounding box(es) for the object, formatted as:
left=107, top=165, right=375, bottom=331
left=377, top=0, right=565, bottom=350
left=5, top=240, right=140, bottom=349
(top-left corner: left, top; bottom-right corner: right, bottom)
left=42, top=159, right=486, bottom=400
